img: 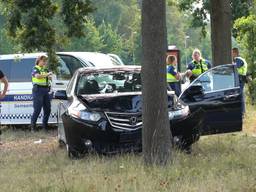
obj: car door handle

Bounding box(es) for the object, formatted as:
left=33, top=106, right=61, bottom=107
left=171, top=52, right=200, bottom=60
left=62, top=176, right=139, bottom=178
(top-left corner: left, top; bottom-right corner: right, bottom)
left=55, top=82, right=64, bottom=85
left=224, top=93, right=240, bottom=101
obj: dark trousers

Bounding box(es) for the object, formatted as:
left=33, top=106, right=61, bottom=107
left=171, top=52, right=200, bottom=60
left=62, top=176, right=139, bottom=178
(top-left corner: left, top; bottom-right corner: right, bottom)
left=168, top=82, right=181, bottom=96
left=31, top=85, right=51, bottom=129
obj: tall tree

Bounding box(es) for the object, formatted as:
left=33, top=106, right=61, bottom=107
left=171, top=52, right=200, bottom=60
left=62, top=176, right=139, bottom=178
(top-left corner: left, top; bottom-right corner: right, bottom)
left=142, top=0, right=172, bottom=165
left=210, top=0, right=232, bottom=65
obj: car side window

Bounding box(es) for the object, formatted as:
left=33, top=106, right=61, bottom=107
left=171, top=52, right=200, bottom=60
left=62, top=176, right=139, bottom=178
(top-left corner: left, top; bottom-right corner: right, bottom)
left=193, top=65, right=235, bottom=92
left=56, top=59, right=72, bottom=80
left=58, top=55, right=84, bottom=75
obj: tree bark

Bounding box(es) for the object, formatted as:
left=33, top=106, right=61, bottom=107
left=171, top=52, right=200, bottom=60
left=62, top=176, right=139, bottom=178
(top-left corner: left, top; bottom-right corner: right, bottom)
left=210, top=0, right=232, bottom=66
left=141, top=0, right=172, bottom=165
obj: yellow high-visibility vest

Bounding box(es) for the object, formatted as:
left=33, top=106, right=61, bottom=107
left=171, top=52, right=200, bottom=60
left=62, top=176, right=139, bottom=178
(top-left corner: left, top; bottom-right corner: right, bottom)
left=167, top=65, right=178, bottom=83
left=32, top=65, right=49, bottom=86
left=191, top=59, right=208, bottom=76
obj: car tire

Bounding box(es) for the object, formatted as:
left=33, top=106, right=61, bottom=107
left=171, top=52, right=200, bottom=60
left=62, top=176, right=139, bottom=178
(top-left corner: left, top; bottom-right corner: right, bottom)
left=66, top=144, right=80, bottom=159
left=58, top=139, right=66, bottom=148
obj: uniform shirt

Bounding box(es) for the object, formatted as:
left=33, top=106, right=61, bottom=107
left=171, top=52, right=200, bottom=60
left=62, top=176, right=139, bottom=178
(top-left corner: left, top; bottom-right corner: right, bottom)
left=187, top=59, right=211, bottom=71
left=0, top=70, right=4, bottom=79
left=167, top=65, right=177, bottom=76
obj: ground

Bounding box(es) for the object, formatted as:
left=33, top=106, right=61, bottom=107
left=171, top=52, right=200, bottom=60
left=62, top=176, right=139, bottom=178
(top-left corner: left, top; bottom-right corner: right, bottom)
left=0, top=105, right=256, bottom=192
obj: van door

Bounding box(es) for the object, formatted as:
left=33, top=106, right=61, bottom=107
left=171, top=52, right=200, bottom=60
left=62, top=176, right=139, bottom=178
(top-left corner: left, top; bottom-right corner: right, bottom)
left=180, top=64, right=242, bottom=135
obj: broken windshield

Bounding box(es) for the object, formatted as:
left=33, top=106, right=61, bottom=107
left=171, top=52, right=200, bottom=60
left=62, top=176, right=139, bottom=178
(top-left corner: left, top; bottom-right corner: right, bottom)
left=76, top=71, right=142, bottom=95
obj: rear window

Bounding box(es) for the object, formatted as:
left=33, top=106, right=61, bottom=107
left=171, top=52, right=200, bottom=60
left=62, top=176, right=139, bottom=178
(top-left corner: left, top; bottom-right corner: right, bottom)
left=0, top=58, right=36, bottom=82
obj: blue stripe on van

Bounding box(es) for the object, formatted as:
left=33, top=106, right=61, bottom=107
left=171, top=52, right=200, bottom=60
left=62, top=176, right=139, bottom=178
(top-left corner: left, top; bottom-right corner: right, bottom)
left=0, top=94, right=54, bottom=102
left=0, top=94, right=33, bottom=102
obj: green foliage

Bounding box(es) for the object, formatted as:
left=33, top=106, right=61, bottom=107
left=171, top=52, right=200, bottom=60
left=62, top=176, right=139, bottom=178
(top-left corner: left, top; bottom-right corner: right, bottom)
left=178, top=0, right=251, bottom=37
left=0, top=0, right=213, bottom=67
left=0, top=0, right=94, bottom=71
left=62, top=0, right=94, bottom=37
left=234, top=9, right=256, bottom=104
left=65, top=19, right=104, bottom=52
left=98, top=22, right=123, bottom=55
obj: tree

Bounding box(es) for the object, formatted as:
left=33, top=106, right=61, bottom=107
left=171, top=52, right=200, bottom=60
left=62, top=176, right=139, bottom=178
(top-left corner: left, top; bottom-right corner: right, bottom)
left=178, top=0, right=252, bottom=66
left=210, top=0, right=232, bottom=65
left=142, top=0, right=172, bottom=165
left=0, top=0, right=94, bottom=71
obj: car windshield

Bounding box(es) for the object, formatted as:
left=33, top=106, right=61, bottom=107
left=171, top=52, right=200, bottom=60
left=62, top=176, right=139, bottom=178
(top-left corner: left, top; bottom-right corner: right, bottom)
left=76, top=71, right=141, bottom=95
left=78, top=54, right=122, bottom=67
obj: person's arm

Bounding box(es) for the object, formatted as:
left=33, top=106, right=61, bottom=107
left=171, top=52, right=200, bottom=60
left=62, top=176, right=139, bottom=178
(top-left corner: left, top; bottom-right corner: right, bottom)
left=168, top=66, right=180, bottom=80
left=35, top=72, right=52, bottom=79
left=0, top=76, right=8, bottom=99
left=206, top=60, right=211, bottom=69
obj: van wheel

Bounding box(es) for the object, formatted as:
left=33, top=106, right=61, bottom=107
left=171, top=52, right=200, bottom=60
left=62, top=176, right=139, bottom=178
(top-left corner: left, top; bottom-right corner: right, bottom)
left=66, top=144, right=80, bottom=159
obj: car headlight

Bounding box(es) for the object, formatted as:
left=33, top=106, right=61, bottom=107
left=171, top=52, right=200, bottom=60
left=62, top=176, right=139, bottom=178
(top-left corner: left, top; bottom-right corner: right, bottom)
left=69, top=108, right=101, bottom=122
left=168, top=105, right=189, bottom=120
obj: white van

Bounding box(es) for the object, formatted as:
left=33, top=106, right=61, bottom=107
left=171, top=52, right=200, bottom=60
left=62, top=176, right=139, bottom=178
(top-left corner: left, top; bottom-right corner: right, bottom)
left=0, top=52, right=121, bottom=125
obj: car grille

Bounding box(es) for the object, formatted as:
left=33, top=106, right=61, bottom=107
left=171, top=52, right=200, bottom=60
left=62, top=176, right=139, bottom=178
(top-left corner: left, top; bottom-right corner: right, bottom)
left=105, top=112, right=142, bottom=130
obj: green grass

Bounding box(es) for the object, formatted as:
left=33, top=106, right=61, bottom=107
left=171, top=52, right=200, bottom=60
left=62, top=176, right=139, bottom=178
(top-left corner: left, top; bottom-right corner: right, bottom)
left=0, top=107, right=256, bottom=192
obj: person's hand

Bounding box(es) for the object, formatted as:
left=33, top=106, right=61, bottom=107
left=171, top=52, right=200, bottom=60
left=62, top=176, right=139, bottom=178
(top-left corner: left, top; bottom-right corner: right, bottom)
left=185, top=70, right=192, bottom=78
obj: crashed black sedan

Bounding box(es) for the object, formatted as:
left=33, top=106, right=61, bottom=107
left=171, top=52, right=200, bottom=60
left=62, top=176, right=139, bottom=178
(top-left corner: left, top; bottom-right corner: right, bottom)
left=55, top=64, right=242, bottom=157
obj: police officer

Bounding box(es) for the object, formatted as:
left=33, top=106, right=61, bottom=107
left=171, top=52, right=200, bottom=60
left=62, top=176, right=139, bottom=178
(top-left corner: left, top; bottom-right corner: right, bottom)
left=186, top=48, right=211, bottom=82
left=31, top=55, right=52, bottom=132
left=166, top=55, right=181, bottom=96
left=232, top=47, right=247, bottom=115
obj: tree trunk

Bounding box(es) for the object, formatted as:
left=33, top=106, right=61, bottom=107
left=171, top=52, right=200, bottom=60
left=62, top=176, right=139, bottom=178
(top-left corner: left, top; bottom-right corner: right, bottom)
left=141, top=0, right=172, bottom=165
left=210, top=0, right=232, bottom=66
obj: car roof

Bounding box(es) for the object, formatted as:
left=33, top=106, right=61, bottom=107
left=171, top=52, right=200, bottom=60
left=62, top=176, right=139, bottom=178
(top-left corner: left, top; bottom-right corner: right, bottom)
left=78, top=65, right=141, bottom=74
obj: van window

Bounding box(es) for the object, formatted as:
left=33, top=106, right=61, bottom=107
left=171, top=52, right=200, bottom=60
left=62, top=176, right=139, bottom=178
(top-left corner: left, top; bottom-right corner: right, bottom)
left=0, top=58, right=36, bottom=82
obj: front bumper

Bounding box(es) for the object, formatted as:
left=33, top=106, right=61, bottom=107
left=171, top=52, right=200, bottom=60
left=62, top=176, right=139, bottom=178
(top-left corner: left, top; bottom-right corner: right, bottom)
left=62, top=108, right=204, bottom=154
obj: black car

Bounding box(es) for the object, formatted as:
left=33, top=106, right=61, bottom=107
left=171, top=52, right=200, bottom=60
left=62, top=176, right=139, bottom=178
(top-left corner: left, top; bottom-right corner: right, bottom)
left=54, top=64, right=242, bottom=157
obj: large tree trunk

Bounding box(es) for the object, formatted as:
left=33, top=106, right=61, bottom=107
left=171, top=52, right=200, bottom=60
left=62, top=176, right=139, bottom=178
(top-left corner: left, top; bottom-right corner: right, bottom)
left=210, top=0, right=232, bottom=66
left=141, top=0, right=172, bottom=165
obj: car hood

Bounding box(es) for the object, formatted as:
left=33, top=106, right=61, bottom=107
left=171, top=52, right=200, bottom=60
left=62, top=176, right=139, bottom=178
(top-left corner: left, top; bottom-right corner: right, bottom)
left=78, top=92, right=175, bottom=113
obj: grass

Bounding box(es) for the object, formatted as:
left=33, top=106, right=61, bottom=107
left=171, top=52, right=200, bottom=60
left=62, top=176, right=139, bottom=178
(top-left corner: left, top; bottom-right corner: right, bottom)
left=0, top=106, right=256, bottom=192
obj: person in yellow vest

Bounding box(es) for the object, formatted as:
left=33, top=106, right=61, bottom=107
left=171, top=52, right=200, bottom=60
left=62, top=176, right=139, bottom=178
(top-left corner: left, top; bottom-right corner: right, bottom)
left=166, top=55, right=181, bottom=96
left=186, top=48, right=211, bottom=82
left=232, top=47, right=247, bottom=115
left=31, top=55, right=52, bottom=132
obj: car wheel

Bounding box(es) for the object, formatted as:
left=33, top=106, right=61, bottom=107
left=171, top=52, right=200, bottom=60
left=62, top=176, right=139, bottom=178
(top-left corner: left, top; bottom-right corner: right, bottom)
left=173, top=135, right=197, bottom=152
left=66, top=144, right=80, bottom=159
left=58, top=139, right=66, bottom=148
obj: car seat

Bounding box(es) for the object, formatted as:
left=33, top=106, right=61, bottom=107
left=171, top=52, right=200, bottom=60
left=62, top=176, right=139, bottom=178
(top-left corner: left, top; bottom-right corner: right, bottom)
left=79, top=80, right=100, bottom=95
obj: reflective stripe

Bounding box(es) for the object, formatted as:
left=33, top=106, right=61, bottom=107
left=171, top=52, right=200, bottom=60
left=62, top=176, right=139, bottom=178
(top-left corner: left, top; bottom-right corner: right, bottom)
left=191, top=59, right=208, bottom=76
left=167, top=66, right=178, bottom=82
left=236, top=57, right=247, bottom=76
left=32, top=65, right=49, bottom=86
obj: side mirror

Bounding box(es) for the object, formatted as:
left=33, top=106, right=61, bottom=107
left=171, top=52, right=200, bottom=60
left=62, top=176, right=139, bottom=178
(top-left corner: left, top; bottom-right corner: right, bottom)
left=187, top=84, right=204, bottom=96
left=54, top=90, right=67, bottom=100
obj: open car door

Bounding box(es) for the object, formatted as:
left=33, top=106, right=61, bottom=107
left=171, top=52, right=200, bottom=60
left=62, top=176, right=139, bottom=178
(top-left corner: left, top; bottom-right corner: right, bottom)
left=180, top=64, right=242, bottom=135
